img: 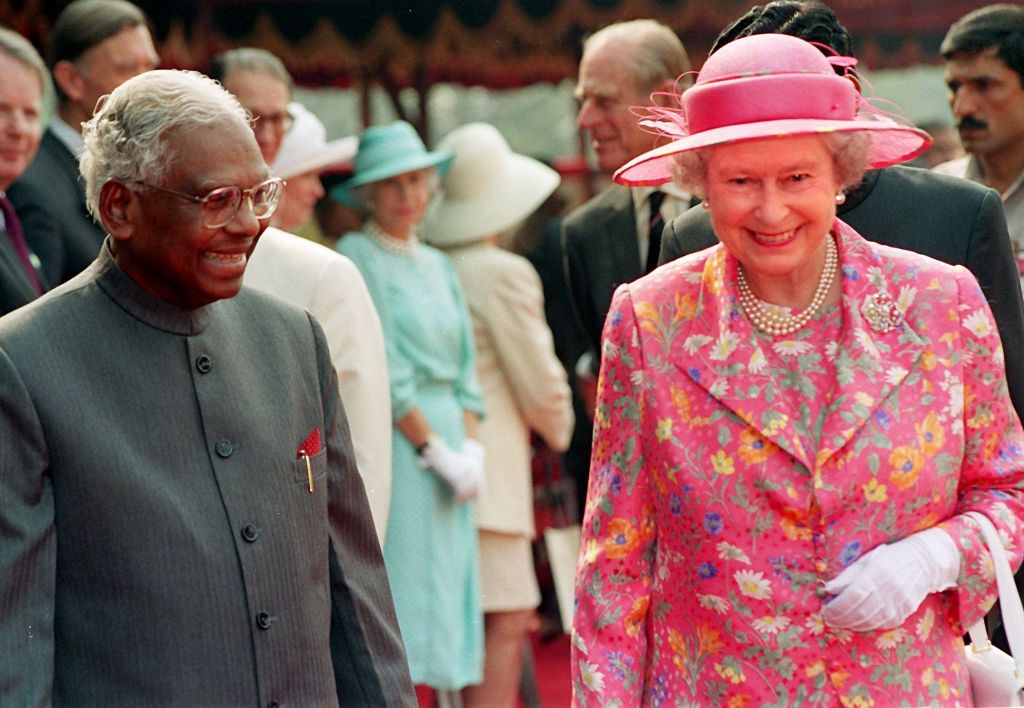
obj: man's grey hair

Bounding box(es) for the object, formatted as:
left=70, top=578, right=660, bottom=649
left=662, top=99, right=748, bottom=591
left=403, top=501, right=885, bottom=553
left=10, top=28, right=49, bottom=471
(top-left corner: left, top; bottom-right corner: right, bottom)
left=80, top=69, right=249, bottom=216
left=583, top=19, right=693, bottom=93
left=208, top=47, right=293, bottom=91
left=0, top=26, right=47, bottom=93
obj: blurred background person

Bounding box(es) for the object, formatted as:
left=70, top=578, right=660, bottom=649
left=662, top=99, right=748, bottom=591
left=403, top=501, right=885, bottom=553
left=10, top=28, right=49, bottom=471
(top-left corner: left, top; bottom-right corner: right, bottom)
left=422, top=122, right=574, bottom=708
left=0, top=27, right=47, bottom=315
left=269, top=102, right=356, bottom=233
left=334, top=120, right=486, bottom=699
left=9, top=0, right=158, bottom=286
left=215, top=48, right=394, bottom=541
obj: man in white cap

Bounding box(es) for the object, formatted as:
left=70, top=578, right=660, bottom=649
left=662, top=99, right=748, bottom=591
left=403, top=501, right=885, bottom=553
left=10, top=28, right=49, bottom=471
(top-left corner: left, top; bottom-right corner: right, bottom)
left=211, top=48, right=393, bottom=543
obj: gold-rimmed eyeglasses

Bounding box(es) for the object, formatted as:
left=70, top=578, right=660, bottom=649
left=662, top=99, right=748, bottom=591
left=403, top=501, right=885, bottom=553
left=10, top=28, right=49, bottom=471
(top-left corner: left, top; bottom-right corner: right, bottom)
left=134, top=177, right=285, bottom=229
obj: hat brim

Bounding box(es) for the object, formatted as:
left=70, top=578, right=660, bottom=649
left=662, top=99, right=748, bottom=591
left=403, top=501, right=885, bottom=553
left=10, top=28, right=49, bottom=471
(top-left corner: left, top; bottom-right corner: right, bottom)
left=615, top=119, right=932, bottom=186
left=273, top=136, right=359, bottom=180
left=423, top=154, right=560, bottom=247
left=329, top=149, right=454, bottom=205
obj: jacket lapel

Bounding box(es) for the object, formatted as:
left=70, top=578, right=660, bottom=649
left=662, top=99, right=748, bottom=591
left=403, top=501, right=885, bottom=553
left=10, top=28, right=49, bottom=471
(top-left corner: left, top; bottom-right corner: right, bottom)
left=814, top=222, right=927, bottom=469
left=667, top=246, right=816, bottom=469
left=665, top=223, right=927, bottom=473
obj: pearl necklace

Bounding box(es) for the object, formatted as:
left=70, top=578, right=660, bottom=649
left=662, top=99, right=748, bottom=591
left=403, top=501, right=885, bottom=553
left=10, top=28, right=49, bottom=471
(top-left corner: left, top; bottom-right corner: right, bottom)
left=366, top=221, right=418, bottom=256
left=736, top=235, right=838, bottom=337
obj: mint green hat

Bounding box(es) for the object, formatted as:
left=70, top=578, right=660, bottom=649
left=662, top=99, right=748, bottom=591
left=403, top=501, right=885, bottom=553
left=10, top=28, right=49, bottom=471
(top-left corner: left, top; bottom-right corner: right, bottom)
left=330, top=121, right=454, bottom=206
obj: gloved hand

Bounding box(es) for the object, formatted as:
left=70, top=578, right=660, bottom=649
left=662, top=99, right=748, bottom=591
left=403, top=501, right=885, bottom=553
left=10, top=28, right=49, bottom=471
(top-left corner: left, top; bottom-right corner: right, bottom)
left=822, top=527, right=960, bottom=632
left=419, top=437, right=478, bottom=503
left=460, top=438, right=486, bottom=499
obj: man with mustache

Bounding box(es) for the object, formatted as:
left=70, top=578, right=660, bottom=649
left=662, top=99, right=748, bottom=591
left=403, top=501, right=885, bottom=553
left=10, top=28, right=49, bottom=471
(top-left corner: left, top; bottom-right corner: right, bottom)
left=935, top=5, right=1024, bottom=274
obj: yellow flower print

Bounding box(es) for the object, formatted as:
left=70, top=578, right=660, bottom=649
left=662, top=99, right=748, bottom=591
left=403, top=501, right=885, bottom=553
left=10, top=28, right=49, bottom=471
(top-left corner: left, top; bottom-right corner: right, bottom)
left=967, top=404, right=996, bottom=430
left=734, top=570, right=772, bottom=599
left=711, top=450, right=735, bottom=476
left=888, top=446, right=923, bottom=490
left=668, top=627, right=690, bottom=672
left=696, top=623, right=725, bottom=655
left=656, top=418, right=674, bottom=442
left=762, top=412, right=788, bottom=435
left=779, top=507, right=812, bottom=541
left=915, top=411, right=946, bottom=456
left=714, top=662, right=747, bottom=684
left=915, top=608, right=935, bottom=641
left=862, top=478, right=888, bottom=503
left=875, top=628, right=908, bottom=650
left=738, top=428, right=775, bottom=464
left=830, top=668, right=851, bottom=687
left=603, top=518, right=639, bottom=559
left=806, top=660, right=825, bottom=678
left=582, top=539, right=600, bottom=565
left=920, top=349, right=937, bottom=371
left=674, top=291, right=698, bottom=321
left=578, top=660, right=606, bottom=693
left=670, top=385, right=692, bottom=422
left=839, top=696, right=874, bottom=708
left=624, top=596, right=650, bottom=638
left=854, top=391, right=875, bottom=408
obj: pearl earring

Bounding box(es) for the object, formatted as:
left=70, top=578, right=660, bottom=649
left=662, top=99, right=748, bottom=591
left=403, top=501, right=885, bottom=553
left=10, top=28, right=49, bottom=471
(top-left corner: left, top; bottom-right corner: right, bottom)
left=835, top=193, right=846, bottom=205
left=701, top=199, right=710, bottom=209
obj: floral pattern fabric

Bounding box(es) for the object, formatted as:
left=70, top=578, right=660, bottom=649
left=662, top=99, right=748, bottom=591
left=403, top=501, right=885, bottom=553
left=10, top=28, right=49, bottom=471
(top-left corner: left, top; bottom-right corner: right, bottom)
left=572, top=222, right=1024, bottom=707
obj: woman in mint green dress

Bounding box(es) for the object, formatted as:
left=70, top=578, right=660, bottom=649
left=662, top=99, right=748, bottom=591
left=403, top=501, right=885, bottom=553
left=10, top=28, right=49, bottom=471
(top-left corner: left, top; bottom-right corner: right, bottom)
left=332, top=121, right=485, bottom=692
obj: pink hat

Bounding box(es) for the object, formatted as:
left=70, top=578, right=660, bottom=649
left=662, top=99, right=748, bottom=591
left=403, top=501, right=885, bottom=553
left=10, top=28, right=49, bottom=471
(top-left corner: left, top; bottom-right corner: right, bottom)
left=614, top=34, right=931, bottom=187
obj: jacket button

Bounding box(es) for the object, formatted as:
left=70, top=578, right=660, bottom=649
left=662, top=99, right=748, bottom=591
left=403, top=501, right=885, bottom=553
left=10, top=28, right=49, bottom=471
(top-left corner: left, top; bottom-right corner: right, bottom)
left=241, top=524, right=259, bottom=542
left=256, top=611, right=273, bottom=630
left=816, top=586, right=828, bottom=599
left=215, top=439, right=233, bottom=458
left=195, top=354, right=212, bottom=373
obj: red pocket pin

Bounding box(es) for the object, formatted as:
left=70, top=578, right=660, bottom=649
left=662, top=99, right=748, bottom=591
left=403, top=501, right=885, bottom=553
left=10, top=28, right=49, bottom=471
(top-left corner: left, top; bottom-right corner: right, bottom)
left=297, top=427, right=321, bottom=493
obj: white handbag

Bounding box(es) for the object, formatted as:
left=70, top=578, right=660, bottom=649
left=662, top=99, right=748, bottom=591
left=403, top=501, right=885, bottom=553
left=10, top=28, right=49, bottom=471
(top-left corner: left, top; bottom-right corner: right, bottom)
left=963, top=511, right=1024, bottom=707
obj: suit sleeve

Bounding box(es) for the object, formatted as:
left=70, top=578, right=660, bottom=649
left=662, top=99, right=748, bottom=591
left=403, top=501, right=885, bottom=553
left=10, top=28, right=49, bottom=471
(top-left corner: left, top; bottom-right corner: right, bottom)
left=310, top=254, right=392, bottom=545
left=571, top=285, right=656, bottom=706
left=0, top=346, right=55, bottom=704
left=561, top=217, right=603, bottom=357
left=657, top=206, right=720, bottom=267
left=935, top=268, right=1024, bottom=631
left=963, top=187, right=1024, bottom=421
left=485, top=257, right=573, bottom=451
left=312, top=316, right=415, bottom=706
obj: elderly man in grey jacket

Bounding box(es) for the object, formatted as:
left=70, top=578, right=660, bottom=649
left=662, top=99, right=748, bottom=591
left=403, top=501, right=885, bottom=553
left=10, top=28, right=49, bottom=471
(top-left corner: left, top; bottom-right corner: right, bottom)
left=0, top=69, right=413, bottom=706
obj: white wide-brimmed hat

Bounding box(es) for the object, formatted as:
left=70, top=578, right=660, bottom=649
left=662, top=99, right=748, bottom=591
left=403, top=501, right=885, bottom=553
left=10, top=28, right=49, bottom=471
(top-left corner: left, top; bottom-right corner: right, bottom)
left=422, top=122, right=560, bottom=248
left=270, top=102, right=357, bottom=180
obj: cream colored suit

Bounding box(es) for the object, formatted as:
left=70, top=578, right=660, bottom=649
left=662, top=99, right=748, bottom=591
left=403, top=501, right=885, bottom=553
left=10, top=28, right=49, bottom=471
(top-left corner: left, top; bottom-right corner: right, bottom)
left=246, top=227, right=392, bottom=542
left=446, top=242, right=573, bottom=536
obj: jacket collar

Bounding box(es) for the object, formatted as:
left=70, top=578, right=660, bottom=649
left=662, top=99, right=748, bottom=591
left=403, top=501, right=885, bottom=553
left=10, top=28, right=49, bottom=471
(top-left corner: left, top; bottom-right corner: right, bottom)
left=670, top=221, right=927, bottom=470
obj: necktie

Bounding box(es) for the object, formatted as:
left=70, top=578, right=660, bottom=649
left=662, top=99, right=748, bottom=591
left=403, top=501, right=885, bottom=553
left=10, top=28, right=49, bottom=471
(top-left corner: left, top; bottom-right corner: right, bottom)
left=0, top=195, right=44, bottom=295
left=645, top=190, right=665, bottom=273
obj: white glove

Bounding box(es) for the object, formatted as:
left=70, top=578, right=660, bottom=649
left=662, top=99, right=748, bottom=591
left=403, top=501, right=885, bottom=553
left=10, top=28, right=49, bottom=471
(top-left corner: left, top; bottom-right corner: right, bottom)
left=822, top=527, right=960, bottom=632
left=419, top=437, right=478, bottom=503
left=460, top=438, right=486, bottom=499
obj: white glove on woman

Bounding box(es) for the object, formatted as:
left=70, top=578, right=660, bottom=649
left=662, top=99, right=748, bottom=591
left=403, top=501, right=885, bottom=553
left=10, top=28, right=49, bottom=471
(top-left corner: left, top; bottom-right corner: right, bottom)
left=460, top=438, right=486, bottom=499
left=419, top=438, right=479, bottom=503
left=822, top=527, right=960, bottom=632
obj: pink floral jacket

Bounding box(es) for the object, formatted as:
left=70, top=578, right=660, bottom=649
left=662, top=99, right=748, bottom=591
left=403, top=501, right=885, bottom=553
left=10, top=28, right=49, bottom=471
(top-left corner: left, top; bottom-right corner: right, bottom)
left=572, top=223, right=1024, bottom=707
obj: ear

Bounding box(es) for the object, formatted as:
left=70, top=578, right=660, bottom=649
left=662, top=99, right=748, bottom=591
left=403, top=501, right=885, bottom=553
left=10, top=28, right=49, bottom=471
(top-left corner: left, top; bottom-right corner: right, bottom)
left=52, top=60, right=86, bottom=102
left=99, top=181, right=136, bottom=241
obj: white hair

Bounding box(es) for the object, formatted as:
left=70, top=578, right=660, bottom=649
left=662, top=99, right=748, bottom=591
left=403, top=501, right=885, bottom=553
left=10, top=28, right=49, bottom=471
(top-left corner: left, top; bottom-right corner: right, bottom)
left=80, top=69, right=250, bottom=216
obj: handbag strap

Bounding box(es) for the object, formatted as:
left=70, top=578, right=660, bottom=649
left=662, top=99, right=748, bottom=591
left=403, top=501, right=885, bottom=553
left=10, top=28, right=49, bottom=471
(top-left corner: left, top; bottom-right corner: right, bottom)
left=964, top=511, right=1024, bottom=674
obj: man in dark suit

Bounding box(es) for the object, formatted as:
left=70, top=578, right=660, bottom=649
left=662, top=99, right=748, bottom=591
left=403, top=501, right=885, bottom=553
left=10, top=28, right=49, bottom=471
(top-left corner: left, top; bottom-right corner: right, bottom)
left=562, top=20, right=694, bottom=361
left=0, top=69, right=414, bottom=706
left=656, top=0, right=1024, bottom=651
left=0, top=28, right=46, bottom=315
left=7, top=0, right=158, bottom=286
